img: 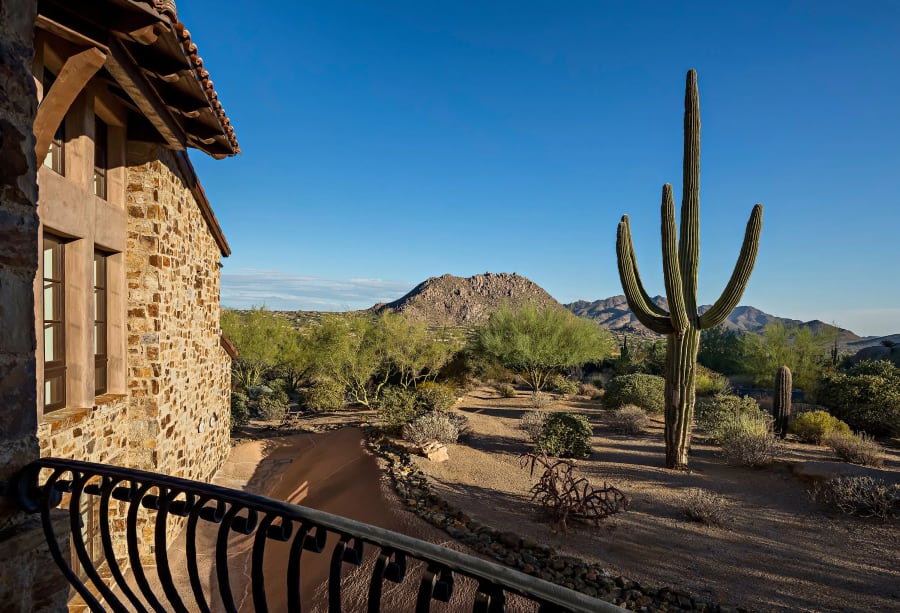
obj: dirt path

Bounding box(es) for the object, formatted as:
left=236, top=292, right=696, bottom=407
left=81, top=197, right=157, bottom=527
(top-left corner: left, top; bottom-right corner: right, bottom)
left=412, top=387, right=900, bottom=613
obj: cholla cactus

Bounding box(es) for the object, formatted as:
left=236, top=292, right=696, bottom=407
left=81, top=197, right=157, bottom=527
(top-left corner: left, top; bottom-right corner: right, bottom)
left=616, top=70, right=763, bottom=469
left=774, top=365, right=792, bottom=436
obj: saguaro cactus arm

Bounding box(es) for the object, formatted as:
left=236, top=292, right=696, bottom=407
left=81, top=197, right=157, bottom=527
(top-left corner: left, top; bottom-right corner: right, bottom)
left=697, top=203, right=764, bottom=329
left=616, top=216, right=674, bottom=335
left=679, top=69, right=702, bottom=322
left=660, top=184, right=689, bottom=333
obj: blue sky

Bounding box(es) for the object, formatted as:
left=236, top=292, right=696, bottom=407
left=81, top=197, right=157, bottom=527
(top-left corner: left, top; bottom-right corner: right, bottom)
left=181, top=1, right=900, bottom=336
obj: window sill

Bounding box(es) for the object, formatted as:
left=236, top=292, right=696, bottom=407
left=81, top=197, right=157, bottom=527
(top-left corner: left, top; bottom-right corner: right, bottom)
left=40, top=394, right=127, bottom=433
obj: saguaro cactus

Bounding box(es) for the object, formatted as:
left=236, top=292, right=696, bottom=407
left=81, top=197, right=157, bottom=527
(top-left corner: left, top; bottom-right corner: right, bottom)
left=774, top=365, right=792, bottom=436
left=616, top=70, right=763, bottom=469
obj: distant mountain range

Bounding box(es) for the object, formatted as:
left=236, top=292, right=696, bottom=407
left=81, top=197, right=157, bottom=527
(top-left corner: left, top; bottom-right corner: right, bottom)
left=369, top=273, right=896, bottom=351
left=565, top=295, right=866, bottom=345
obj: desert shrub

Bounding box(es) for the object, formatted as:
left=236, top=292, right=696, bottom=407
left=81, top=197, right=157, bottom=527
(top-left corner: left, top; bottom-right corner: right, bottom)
left=788, top=410, right=851, bottom=444
left=609, top=404, right=648, bottom=434
left=682, top=488, right=728, bottom=526
left=822, top=431, right=884, bottom=467
left=813, top=476, right=899, bottom=520
left=578, top=382, right=603, bottom=400
left=531, top=391, right=551, bottom=409
left=520, top=411, right=549, bottom=444
left=230, top=392, right=250, bottom=430
left=604, top=374, right=665, bottom=414
left=549, top=374, right=579, bottom=396
left=695, top=394, right=761, bottom=442
left=304, top=379, right=346, bottom=412
left=402, top=411, right=462, bottom=445
left=266, top=377, right=291, bottom=396
left=496, top=383, right=517, bottom=398
left=415, top=381, right=457, bottom=412
left=695, top=365, right=731, bottom=397
left=256, top=394, right=289, bottom=422
left=817, top=360, right=900, bottom=436
left=719, top=411, right=781, bottom=466
left=536, top=412, right=593, bottom=459
left=376, top=386, right=423, bottom=431
left=521, top=453, right=629, bottom=532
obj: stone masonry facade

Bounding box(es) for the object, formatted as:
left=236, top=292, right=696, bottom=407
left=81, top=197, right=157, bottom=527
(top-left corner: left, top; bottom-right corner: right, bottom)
left=36, top=144, right=232, bottom=566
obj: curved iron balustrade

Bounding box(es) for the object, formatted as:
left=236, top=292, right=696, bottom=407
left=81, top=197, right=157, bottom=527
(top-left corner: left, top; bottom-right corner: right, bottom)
left=17, top=458, right=623, bottom=612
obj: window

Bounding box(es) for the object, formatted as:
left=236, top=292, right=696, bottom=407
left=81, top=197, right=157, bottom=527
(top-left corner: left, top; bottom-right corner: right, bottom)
left=43, top=235, right=66, bottom=411
left=93, top=252, right=107, bottom=395
left=93, top=117, right=107, bottom=199
left=42, top=71, right=65, bottom=174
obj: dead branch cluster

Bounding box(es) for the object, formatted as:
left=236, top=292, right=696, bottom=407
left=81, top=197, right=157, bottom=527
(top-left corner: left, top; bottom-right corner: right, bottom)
left=520, top=452, right=630, bottom=532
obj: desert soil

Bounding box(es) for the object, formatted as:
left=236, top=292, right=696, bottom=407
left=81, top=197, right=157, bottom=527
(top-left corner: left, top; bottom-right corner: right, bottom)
left=409, top=387, right=900, bottom=613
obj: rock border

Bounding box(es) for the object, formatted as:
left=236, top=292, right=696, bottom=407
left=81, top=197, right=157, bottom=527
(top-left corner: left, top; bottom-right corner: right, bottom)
left=365, top=431, right=751, bottom=613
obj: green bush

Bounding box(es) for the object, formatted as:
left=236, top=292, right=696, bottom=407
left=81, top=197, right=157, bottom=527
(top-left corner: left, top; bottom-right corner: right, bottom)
left=788, top=410, right=851, bottom=444
left=415, top=381, right=457, bottom=413
left=695, top=365, right=731, bottom=397
left=695, top=394, right=761, bottom=442
left=817, top=360, right=900, bottom=436
left=256, top=394, right=289, bottom=422
left=376, top=387, right=423, bottom=432
left=230, top=392, right=250, bottom=431
left=604, top=374, right=665, bottom=413
left=536, top=413, right=593, bottom=459
left=718, top=411, right=781, bottom=467
left=549, top=374, right=579, bottom=396
left=822, top=431, right=884, bottom=467
left=304, top=379, right=346, bottom=412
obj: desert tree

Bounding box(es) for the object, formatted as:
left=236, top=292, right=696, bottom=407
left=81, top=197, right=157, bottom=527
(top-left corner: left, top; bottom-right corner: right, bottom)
left=221, top=306, right=292, bottom=390
left=475, top=303, right=613, bottom=392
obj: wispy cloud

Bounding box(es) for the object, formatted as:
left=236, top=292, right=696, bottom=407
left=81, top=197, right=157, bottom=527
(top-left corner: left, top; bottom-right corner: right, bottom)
left=221, top=269, right=414, bottom=311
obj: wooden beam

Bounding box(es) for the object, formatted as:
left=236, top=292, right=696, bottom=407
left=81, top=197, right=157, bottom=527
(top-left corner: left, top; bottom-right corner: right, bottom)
left=105, top=39, right=185, bottom=150
left=34, top=47, right=107, bottom=160
left=35, top=15, right=109, bottom=53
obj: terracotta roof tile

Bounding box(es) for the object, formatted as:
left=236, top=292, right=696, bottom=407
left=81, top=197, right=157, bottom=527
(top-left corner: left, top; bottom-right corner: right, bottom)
left=135, top=0, right=240, bottom=154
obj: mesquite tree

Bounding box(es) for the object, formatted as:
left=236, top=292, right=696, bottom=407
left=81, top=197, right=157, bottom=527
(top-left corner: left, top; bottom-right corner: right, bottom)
left=616, top=69, right=763, bottom=469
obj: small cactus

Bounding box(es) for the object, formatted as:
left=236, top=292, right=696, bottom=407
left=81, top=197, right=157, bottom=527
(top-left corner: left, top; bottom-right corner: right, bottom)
left=774, top=365, right=792, bottom=436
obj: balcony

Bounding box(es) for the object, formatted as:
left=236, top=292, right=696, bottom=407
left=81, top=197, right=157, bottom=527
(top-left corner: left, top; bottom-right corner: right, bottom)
left=16, top=457, right=623, bottom=612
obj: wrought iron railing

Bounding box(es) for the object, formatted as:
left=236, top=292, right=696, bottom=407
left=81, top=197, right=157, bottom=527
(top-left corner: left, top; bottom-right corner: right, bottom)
left=16, top=458, right=623, bottom=612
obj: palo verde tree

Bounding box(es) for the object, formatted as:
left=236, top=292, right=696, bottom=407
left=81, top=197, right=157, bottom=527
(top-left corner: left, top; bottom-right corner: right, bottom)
left=221, top=306, right=294, bottom=390
left=476, top=303, right=612, bottom=392
left=616, top=69, right=763, bottom=469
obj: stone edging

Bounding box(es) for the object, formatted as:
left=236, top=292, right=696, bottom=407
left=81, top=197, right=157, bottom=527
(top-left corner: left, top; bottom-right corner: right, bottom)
left=365, top=431, right=751, bottom=613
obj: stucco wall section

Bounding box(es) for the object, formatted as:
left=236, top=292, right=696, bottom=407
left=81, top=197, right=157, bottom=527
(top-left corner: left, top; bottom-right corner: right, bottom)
left=125, top=142, right=231, bottom=485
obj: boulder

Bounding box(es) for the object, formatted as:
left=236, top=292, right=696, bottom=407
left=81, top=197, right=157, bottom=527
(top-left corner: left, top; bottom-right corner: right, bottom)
left=420, top=440, right=449, bottom=462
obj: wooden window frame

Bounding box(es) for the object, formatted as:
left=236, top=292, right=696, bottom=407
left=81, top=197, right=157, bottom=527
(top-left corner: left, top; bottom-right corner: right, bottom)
left=93, top=116, right=107, bottom=199
left=43, top=234, right=66, bottom=412
left=93, top=251, right=108, bottom=396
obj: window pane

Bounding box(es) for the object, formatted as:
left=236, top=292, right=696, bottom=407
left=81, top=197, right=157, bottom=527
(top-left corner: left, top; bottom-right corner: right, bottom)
left=44, top=282, right=54, bottom=317
left=44, top=324, right=55, bottom=362
left=43, top=245, right=53, bottom=275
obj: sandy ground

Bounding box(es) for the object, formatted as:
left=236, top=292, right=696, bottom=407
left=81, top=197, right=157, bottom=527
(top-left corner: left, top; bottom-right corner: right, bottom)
left=155, top=427, right=537, bottom=612
left=411, top=387, right=900, bottom=613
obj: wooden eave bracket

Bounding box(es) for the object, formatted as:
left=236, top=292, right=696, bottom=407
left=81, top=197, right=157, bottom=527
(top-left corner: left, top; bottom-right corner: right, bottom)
left=105, top=39, right=186, bottom=150
left=34, top=47, right=108, bottom=160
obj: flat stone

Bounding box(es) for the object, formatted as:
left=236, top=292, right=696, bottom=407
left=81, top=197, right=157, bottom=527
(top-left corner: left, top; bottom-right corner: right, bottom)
left=420, top=441, right=449, bottom=462
left=790, top=460, right=900, bottom=485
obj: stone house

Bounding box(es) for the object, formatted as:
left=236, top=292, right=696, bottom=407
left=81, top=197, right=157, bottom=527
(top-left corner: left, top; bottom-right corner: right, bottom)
left=1, top=0, right=238, bottom=608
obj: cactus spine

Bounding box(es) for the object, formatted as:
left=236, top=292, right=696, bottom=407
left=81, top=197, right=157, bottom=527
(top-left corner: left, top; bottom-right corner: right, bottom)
left=616, top=69, right=763, bottom=469
left=774, top=365, right=792, bottom=436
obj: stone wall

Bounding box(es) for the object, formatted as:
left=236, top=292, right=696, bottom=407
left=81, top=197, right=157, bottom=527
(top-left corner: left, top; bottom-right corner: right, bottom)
left=0, top=1, right=70, bottom=609
left=125, top=142, right=231, bottom=485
